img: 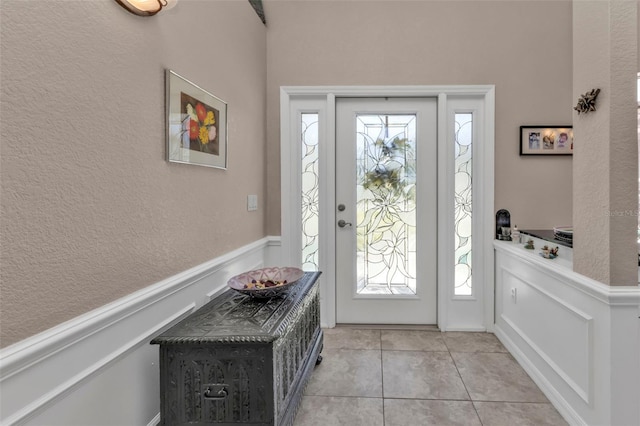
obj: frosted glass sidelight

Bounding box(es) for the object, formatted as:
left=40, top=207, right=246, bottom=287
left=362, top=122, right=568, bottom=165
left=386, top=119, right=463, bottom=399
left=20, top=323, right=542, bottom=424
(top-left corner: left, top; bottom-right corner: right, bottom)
left=355, top=114, right=417, bottom=295
left=454, top=113, right=473, bottom=296
left=301, top=113, right=319, bottom=271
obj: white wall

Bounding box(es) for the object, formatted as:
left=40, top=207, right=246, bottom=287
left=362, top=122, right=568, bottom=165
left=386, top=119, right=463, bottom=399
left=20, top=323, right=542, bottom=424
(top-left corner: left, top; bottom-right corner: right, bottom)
left=265, top=0, right=574, bottom=235
left=0, top=0, right=267, bottom=347
left=572, top=0, right=638, bottom=285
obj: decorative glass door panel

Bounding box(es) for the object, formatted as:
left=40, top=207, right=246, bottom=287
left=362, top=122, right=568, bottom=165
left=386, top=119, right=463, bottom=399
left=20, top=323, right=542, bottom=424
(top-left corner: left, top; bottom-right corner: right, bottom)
left=336, top=98, right=437, bottom=324
left=454, top=113, right=473, bottom=296
left=301, top=113, right=320, bottom=271
left=356, top=114, right=417, bottom=296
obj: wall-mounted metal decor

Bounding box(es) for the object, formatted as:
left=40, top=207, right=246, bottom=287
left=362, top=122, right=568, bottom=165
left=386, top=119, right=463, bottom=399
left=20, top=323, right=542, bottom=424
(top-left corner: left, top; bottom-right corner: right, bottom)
left=249, top=0, right=265, bottom=24
left=574, top=88, right=600, bottom=115
left=166, top=70, right=228, bottom=169
left=519, top=126, right=573, bottom=156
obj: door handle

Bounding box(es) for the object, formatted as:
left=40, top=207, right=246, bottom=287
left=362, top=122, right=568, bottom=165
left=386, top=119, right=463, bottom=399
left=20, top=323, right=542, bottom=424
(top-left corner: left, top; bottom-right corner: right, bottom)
left=338, top=219, right=352, bottom=228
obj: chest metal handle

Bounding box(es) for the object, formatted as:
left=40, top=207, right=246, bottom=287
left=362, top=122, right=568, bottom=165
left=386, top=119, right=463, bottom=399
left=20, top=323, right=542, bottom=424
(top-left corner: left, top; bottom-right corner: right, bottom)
left=203, top=385, right=229, bottom=400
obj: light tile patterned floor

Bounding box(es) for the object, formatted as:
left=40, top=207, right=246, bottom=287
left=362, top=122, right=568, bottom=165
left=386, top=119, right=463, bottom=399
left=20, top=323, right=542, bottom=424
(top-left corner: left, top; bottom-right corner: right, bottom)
left=294, top=328, right=567, bottom=426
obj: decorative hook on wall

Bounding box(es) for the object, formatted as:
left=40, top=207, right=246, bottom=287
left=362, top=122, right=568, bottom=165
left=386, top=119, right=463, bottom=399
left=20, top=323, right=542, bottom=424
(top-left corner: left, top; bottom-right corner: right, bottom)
left=574, top=88, right=601, bottom=114
left=115, top=0, right=177, bottom=16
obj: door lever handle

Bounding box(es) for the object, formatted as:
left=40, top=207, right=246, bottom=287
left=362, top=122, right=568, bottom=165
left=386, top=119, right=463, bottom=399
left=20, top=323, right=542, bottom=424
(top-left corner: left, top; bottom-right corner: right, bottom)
left=338, top=220, right=352, bottom=228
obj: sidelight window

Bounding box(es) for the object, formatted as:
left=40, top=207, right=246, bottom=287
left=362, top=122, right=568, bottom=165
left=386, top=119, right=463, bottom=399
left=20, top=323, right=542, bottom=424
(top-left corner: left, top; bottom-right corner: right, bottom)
left=454, top=113, right=473, bottom=296
left=301, top=113, right=320, bottom=271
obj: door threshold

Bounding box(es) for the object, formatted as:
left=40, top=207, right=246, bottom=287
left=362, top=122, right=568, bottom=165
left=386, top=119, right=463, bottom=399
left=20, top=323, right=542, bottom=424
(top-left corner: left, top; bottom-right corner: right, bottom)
left=335, top=323, right=440, bottom=331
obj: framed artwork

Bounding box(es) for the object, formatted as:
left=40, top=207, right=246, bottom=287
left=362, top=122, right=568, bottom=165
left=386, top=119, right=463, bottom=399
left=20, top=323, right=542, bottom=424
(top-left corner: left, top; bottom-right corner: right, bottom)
left=520, top=126, right=573, bottom=156
left=166, top=70, right=227, bottom=169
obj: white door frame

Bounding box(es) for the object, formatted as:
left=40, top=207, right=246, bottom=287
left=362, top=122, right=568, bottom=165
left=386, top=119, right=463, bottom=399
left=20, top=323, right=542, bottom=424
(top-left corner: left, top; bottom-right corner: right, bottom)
left=280, top=85, right=495, bottom=332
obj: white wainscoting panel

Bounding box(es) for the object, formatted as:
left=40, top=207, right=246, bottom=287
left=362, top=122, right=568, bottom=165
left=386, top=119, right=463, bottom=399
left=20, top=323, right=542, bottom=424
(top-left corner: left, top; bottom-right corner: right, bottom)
left=501, top=267, right=592, bottom=403
left=494, top=241, right=640, bottom=426
left=0, top=237, right=279, bottom=425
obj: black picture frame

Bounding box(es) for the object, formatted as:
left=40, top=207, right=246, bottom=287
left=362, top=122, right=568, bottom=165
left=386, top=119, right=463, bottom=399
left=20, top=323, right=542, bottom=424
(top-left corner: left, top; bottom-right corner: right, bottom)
left=520, top=126, right=573, bottom=156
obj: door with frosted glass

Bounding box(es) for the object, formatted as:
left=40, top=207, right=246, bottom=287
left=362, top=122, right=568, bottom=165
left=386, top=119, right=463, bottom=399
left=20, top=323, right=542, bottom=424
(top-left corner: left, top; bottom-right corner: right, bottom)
left=335, top=98, right=437, bottom=324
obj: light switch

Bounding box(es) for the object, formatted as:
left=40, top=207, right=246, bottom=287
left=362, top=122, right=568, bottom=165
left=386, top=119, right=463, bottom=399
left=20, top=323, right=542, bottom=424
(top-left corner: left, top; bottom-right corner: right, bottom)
left=247, top=195, right=258, bottom=211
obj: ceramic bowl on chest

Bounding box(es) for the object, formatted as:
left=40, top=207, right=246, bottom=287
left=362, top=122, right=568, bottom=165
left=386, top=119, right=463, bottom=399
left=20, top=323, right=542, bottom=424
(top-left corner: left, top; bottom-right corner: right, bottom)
left=227, top=266, right=304, bottom=298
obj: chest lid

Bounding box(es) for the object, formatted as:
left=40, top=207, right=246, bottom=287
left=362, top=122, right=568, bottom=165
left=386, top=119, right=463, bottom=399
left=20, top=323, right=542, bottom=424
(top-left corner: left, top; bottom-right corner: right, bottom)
left=151, top=271, right=321, bottom=345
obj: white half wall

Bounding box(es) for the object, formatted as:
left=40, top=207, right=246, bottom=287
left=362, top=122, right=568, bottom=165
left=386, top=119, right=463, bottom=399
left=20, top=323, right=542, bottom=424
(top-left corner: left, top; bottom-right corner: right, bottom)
left=494, top=241, right=640, bottom=426
left=0, top=236, right=281, bottom=426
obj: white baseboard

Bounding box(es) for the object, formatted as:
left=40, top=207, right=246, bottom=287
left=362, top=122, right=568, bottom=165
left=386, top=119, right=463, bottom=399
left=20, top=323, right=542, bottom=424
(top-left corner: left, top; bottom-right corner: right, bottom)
left=0, top=236, right=282, bottom=425
left=441, top=326, right=487, bottom=332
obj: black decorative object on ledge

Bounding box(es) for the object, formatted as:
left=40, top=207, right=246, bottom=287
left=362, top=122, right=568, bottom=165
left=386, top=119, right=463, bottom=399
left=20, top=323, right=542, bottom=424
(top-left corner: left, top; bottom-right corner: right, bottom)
left=151, top=271, right=323, bottom=425
left=496, top=209, right=511, bottom=240
left=574, top=88, right=600, bottom=114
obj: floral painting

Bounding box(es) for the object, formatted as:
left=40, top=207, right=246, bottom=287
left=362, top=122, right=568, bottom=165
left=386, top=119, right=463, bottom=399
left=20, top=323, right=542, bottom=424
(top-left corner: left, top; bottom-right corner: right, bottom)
left=166, top=70, right=227, bottom=169
left=180, top=93, right=219, bottom=155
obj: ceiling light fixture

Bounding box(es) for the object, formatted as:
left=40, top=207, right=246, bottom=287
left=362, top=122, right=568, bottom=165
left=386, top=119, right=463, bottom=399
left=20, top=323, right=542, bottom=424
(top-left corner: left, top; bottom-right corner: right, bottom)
left=115, top=0, right=177, bottom=17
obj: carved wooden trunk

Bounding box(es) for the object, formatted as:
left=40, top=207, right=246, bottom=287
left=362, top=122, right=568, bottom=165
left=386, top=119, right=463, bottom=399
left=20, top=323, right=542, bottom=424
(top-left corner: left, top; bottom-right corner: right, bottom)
left=151, top=271, right=322, bottom=426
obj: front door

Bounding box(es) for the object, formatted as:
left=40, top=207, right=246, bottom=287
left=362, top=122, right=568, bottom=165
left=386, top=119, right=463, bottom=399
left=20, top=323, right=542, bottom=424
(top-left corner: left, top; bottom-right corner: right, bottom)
left=335, top=98, right=438, bottom=324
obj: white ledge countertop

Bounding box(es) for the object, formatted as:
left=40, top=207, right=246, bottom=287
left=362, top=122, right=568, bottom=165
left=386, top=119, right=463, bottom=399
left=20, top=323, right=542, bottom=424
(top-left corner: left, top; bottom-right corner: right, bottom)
left=494, top=240, right=640, bottom=305
left=495, top=236, right=640, bottom=285
left=497, top=235, right=573, bottom=268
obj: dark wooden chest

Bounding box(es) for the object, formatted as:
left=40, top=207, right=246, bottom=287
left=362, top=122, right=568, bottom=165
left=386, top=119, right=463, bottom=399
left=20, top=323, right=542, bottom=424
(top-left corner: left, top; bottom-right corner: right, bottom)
left=151, top=271, right=322, bottom=425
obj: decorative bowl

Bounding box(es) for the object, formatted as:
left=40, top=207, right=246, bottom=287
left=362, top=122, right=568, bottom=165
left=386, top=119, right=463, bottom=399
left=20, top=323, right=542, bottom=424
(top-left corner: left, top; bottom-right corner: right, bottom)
left=227, top=267, right=305, bottom=298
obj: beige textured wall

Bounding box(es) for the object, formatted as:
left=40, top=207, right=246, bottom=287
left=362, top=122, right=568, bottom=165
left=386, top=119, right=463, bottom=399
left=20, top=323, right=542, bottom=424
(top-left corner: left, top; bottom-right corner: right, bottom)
left=264, top=0, right=574, bottom=235
left=0, top=0, right=267, bottom=347
left=572, top=0, right=638, bottom=285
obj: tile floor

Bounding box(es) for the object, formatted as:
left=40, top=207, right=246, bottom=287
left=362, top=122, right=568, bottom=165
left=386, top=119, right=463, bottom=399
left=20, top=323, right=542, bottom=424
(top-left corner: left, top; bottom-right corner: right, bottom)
left=294, top=328, right=568, bottom=426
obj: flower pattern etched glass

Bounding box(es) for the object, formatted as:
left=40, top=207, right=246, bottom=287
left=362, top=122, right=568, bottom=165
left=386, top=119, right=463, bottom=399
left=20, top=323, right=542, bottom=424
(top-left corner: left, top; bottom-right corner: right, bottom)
left=454, top=113, right=473, bottom=296
left=355, top=114, right=417, bottom=295
left=301, top=113, right=319, bottom=271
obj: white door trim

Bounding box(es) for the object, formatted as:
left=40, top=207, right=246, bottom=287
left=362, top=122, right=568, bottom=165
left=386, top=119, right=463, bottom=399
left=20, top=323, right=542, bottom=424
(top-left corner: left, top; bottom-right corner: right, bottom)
left=280, top=85, right=495, bottom=331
